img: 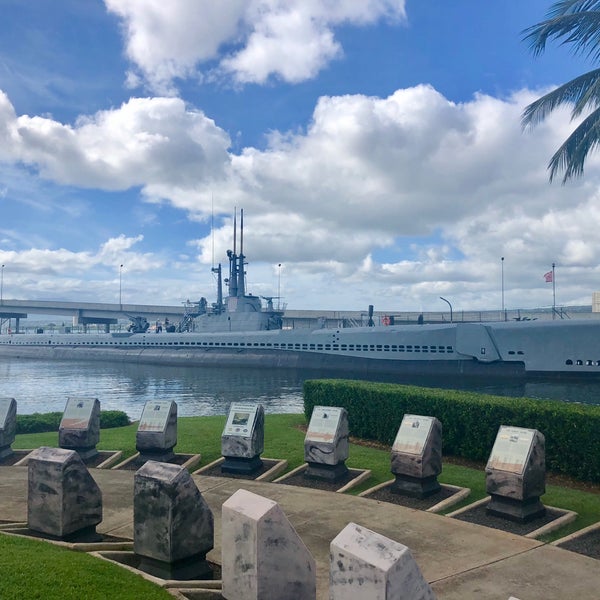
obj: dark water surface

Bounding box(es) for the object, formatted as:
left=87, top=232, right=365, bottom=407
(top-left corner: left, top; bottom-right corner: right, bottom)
left=0, top=358, right=598, bottom=419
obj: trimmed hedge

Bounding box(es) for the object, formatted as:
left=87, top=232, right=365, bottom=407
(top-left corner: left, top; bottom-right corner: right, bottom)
left=16, top=410, right=130, bottom=435
left=303, top=379, right=600, bottom=483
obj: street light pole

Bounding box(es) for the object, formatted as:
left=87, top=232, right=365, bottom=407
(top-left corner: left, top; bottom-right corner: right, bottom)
left=119, top=264, right=123, bottom=308
left=277, top=263, right=282, bottom=310
left=439, top=296, right=453, bottom=323
left=501, top=256, right=505, bottom=320
left=1, top=264, right=4, bottom=305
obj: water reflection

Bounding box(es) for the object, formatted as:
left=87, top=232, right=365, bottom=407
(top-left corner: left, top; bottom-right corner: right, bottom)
left=0, top=358, right=598, bottom=419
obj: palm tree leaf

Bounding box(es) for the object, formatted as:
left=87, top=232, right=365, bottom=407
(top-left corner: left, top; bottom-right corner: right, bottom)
left=523, top=2, right=600, bottom=61
left=548, top=106, right=600, bottom=181
left=521, top=68, right=600, bottom=127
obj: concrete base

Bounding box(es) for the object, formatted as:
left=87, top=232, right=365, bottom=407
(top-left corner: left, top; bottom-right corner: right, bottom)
left=138, top=449, right=175, bottom=463
left=137, top=552, right=213, bottom=581
left=64, top=446, right=99, bottom=462
left=305, top=461, right=348, bottom=482
left=392, top=474, right=441, bottom=499
left=221, top=455, right=263, bottom=475
left=487, top=494, right=546, bottom=523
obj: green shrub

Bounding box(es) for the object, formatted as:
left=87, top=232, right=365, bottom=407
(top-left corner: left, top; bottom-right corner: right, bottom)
left=16, top=410, right=130, bottom=434
left=303, top=379, right=600, bottom=483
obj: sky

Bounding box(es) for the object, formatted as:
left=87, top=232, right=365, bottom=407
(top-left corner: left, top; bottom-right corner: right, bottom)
left=0, top=0, right=599, bottom=313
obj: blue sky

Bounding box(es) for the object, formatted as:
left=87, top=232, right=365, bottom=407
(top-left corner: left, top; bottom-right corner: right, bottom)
left=0, top=0, right=598, bottom=312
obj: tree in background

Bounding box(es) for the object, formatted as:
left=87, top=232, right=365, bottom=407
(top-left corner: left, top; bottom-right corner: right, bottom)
left=522, top=0, right=600, bottom=182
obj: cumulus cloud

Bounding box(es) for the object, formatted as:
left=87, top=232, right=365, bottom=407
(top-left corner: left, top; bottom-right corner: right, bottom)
left=2, top=82, right=600, bottom=309
left=104, top=0, right=406, bottom=91
left=1, top=93, right=231, bottom=191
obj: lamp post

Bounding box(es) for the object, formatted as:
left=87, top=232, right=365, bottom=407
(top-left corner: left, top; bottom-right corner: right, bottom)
left=439, top=296, right=453, bottom=323
left=501, top=256, right=505, bottom=320
left=277, top=263, right=282, bottom=310
left=1, top=264, right=4, bottom=305
left=119, top=264, right=123, bottom=308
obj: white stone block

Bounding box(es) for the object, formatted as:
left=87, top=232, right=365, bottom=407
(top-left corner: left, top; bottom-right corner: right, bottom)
left=222, top=488, right=316, bottom=600
left=330, top=522, right=435, bottom=600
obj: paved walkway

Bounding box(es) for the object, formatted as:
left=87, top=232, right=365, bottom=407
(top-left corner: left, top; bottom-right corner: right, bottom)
left=0, top=466, right=599, bottom=599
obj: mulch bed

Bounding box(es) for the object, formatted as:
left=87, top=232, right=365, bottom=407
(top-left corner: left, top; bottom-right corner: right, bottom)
left=83, top=451, right=120, bottom=468
left=278, top=468, right=363, bottom=492
left=3, top=526, right=129, bottom=544
left=452, top=503, right=564, bottom=536
left=198, top=459, right=279, bottom=481
left=116, top=453, right=191, bottom=471
left=557, top=529, right=600, bottom=560
left=0, top=451, right=30, bottom=466
left=363, top=483, right=458, bottom=510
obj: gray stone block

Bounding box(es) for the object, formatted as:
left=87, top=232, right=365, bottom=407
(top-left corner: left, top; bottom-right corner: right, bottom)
left=221, top=403, right=265, bottom=474
left=486, top=426, right=546, bottom=522
left=391, top=415, right=442, bottom=498
left=134, top=460, right=214, bottom=579
left=27, top=446, right=102, bottom=539
left=222, top=488, right=316, bottom=600
left=59, top=397, right=100, bottom=460
left=221, top=403, right=264, bottom=459
left=0, top=397, right=16, bottom=459
left=304, top=406, right=349, bottom=480
left=330, top=522, right=436, bottom=600
left=136, top=400, right=177, bottom=459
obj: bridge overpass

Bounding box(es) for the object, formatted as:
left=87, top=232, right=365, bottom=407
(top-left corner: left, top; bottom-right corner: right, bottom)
left=0, top=299, right=188, bottom=333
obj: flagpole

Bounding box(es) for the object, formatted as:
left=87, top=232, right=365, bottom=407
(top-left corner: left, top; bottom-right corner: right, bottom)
left=552, top=262, right=556, bottom=320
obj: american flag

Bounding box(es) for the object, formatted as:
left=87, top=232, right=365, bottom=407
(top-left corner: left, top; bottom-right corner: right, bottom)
left=544, top=270, right=553, bottom=283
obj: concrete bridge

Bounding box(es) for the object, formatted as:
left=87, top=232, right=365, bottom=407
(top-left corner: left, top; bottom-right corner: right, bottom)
left=0, top=299, right=188, bottom=333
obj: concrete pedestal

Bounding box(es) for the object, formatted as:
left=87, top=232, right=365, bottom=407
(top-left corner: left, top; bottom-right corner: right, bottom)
left=222, top=488, right=316, bottom=600
left=27, top=446, right=102, bottom=540
left=330, top=522, right=436, bottom=600
left=59, top=397, right=100, bottom=461
left=134, top=461, right=214, bottom=581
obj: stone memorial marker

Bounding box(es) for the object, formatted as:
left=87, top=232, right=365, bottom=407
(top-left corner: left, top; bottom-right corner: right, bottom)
left=391, top=414, right=442, bottom=498
left=304, top=405, right=349, bottom=481
left=486, top=425, right=546, bottom=522
left=222, top=488, right=316, bottom=600
left=134, top=461, right=214, bottom=580
left=136, top=400, right=177, bottom=461
left=0, top=397, right=17, bottom=460
left=221, top=402, right=265, bottom=474
left=27, top=446, right=102, bottom=540
left=330, top=522, right=436, bottom=600
left=59, top=397, right=100, bottom=460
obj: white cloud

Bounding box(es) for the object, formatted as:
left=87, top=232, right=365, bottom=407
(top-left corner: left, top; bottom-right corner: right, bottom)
left=2, top=83, right=600, bottom=309
left=2, top=95, right=231, bottom=190
left=104, top=0, right=406, bottom=91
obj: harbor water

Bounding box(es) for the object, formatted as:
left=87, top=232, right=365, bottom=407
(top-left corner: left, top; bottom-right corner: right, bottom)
left=0, top=358, right=599, bottom=420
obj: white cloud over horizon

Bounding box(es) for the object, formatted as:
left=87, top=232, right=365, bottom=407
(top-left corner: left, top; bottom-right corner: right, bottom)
left=0, top=77, right=599, bottom=311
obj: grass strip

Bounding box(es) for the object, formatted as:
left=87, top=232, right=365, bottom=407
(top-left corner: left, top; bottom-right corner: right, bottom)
left=0, top=534, right=172, bottom=600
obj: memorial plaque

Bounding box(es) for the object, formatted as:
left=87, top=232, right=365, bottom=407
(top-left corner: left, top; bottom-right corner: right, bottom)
left=390, top=414, right=442, bottom=498
left=221, top=403, right=265, bottom=474
left=304, top=405, right=349, bottom=481
left=0, top=397, right=17, bottom=459
left=61, top=397, right=96, bottom=430
left=139, top=400, right=173, bottom=432
left=0, top=397, right=15, bottom=429
left=59, top=397, right=100, bottom=460
left=392, top=415, right=435, bottom=455
left=487, top=426, right=535, bottom=475
left=305, top=406, right=343, bottom=443
left=223, top=403, right=259, bottom=438
left=136, top=400, right=177, bottom=460
left=485, top=425, right=546, bottom=522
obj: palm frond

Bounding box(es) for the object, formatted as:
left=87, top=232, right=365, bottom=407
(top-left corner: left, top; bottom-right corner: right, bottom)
left=521, top=68, right=600, bottom=127
left=548, top=106, right=600, bottom=181
left=523, top=1, right=600, bottom=61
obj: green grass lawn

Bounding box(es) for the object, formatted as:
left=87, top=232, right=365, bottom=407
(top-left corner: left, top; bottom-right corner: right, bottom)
left=4, top=412, right=600, bottom=598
